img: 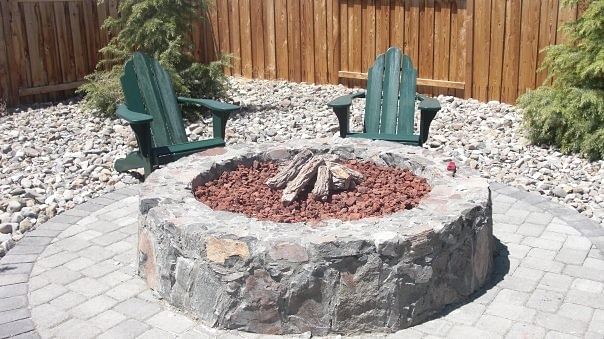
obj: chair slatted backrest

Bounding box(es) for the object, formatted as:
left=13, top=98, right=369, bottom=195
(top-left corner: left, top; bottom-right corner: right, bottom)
left=120, top=52, right=188, bottom=147
left=364, top=48, right=417, bottom=138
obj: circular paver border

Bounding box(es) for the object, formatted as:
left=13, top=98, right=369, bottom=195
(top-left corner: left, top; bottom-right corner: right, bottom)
left=490, top=182, right=604, bottom=253
left=0, top=182, right=603, bottom=338
left=0, top=186, right=138, bottom=339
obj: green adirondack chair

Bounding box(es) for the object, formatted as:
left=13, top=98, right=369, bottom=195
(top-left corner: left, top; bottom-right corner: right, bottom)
left=114, top=52, right=239, bottom=178
left=327, top=47, right=441, bottom=146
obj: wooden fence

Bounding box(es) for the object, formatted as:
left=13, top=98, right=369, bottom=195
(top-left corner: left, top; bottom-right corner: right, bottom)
left=0, top=0, right=111, bottom=104
left=0, top=0, right=583, bottom=106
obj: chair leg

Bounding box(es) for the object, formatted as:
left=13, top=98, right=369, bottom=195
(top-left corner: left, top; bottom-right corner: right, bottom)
left=333, top=106, right=350, bottom=138
left=212, top=111, right=230, bottom=140
left=419, top=109, right=439, bottom=146
left=130, top=123, right=154, bottom=179
left=114, top=151, right=154, bottom=181
left=142, top=157, right=154, bottom=180
left=114, top=151, right=147, bottom=173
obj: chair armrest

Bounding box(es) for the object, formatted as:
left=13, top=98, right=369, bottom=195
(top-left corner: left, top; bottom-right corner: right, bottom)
left=416, top=94, right=441, bottom=111
left=351, top=91, right=366, bottom=99
left=327, top=91, right=366, bottom=108
left=177, top=97, right=240, bottom=113
left=116, top=104, right=153, bottom=124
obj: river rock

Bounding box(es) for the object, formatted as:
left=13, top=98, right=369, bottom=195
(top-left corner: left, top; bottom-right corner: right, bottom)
left=0, top=223, right=13, bottom=234
left=19, top=219, right=33, bottom=233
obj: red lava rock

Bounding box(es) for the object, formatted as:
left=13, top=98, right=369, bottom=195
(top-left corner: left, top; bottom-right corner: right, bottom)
left=194, top=161, right=431, bottom=223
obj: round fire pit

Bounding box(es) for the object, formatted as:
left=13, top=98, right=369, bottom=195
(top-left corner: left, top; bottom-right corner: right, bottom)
left=138, top=139, right=494, bottom=335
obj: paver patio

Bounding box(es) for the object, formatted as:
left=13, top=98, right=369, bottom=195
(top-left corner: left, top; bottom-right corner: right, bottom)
left=1, top=183, right=603, bottom=338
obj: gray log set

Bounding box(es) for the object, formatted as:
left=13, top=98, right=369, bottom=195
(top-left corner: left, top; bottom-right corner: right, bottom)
left=267, top=152, right=365, bottom=204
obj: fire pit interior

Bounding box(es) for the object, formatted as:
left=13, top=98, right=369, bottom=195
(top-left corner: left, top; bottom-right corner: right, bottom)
left=193, top=155, right=431, bottom=223
left=137, top=139, right=494, bottom=335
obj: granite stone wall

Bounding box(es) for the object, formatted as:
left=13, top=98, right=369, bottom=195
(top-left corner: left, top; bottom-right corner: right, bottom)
left=137, top=139, right=494, bottom=335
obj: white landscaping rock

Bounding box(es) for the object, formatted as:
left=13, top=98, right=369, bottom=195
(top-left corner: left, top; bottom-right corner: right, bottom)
left=0, top=100, right=139, bottom=256
left=0, top=77, right=603, bottom=258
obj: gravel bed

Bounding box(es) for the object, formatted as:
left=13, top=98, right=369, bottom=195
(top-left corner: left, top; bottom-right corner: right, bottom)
left=194, top=160, right=430, bottom=223
left=0, top=102, right=139, bottom=254
left=1, top=76, right=603, bottom=256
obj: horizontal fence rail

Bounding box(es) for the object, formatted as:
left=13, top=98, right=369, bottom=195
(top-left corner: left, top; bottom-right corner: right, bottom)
left=0, top=0, right=582, bottom=106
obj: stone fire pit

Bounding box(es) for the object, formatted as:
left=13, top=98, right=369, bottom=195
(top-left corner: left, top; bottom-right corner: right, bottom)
left=137, top=138, right=494, bottom=335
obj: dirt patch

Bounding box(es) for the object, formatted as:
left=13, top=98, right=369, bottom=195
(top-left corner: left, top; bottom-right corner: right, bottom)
left=194, top=160, right=431, bottom=223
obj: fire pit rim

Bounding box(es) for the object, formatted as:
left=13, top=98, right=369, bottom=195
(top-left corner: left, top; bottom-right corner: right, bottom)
left=140, top=138, right=490, bottom=242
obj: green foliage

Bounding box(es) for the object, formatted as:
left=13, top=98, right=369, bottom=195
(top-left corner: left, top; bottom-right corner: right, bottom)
left=79, top=0, right=229, bottom=116
left=518, top=0, right=604, bottom=160
left=79, top=67, right=123, bottom=114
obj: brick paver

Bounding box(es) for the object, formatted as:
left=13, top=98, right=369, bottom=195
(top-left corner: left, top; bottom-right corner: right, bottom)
left=0, top=184, right=603, bottom=338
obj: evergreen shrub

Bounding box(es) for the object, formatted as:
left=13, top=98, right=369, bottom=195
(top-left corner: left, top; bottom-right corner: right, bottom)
left=518, top=0, right=604, bottom=160
left=79, top=0, right=229, bottom=117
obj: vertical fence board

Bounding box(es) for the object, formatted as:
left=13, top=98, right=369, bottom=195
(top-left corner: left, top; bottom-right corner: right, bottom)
left=54, top=2, right=75, bottom=87
left=250, top=0, right=264, bottom=78
left=286, top=0, right=300, bottom=82
left=536, top=0, right=558, bottom=86
left=206, top=2, right=219, bottom=62
left=326, top=0, right=339, bottom=84
left=448, top=0, right=463, bottom=98
left=404, top=0, right=420, bottom=71
left=216, top=0, right=231, bottom=75
left=471, top=0, right=490, bottom=101
left=192, top=13, right=203, bottom=61
left=263, top=0, right=276, bottom=79
left=556, top=2, right=577, bottom=44
left=82, top=0, right=96, bottom=68
left=228, top=0, right=241, bottom=75
left=274, top=0, right=287, bottom=79
left=300, top=0, right=314, bottom=83
left=376, top=0, right=389, bottom=55
left=361, top=0, right=375, bottom=75
left=23, top=3, right=42, bottom=101
left=239, top=0, right=252, bottom=77
left=487, top=0, right=505, bottom=101
left=501, top=0, right=520, bottom=102
left=463, top=0, right=473, bottom=98
left=350, top=0, right=362, bottom=88
left=0, top=0, right=12, bottom=103
left=40, top=3, right=58, bottom=100
left=313, top=0, right=327, bottom=83
left=517, top=0, right=541, bottom=98
left=339, top=0, right=348, bottom=86
left=68, top=2, right=86, bottom=80
left=433, top=0, right=450, bottom=96
left=97, top=0, right=108, bottom=47
left=390, top=0, right=404, bottom=50
left=418, top=0, right=434, bottom=95
left=12, top=1, right=29, bottom=103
